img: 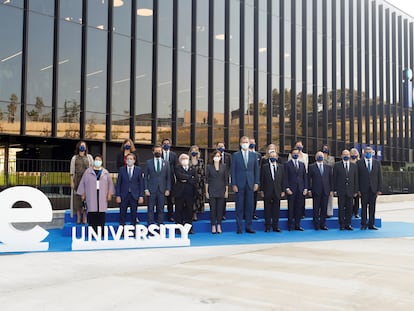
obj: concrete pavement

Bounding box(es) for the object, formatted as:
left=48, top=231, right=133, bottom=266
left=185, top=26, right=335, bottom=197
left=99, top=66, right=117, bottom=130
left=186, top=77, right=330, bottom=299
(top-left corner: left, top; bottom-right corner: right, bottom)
left=1, top=195, right=414, bottom=310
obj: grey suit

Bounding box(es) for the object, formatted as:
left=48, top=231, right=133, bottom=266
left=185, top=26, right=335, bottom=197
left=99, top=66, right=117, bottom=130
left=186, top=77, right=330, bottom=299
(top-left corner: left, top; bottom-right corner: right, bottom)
left=144, top=157, right=171, bottom=224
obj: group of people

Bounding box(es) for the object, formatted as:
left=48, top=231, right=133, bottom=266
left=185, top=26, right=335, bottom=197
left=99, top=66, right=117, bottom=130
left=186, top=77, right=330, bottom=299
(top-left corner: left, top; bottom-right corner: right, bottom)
left=70, top=136, right=382, bottom=235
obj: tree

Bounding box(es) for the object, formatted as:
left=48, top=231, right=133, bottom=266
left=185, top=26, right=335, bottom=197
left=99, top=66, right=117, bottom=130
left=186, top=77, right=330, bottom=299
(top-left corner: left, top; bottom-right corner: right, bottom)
left=7, top=93, right=18, bottom=123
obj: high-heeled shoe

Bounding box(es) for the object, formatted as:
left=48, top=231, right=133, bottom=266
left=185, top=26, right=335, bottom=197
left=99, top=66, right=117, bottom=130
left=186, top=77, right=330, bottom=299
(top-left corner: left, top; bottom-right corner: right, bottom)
left=217, top=225, right=222, bottom=234
left=211, top=225, right=217, bottom=234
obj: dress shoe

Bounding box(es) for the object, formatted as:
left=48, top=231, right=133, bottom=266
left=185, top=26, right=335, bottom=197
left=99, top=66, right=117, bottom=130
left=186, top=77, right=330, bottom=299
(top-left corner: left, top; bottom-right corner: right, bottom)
left=340, top=226, right=345, bottom=230
left=320, top=226, right=328, bottom=230
left=273, top=228, right=282, bottom=232
left=360, top=225, right=367, bottom=230
left=345, top=226, right=353, bottom=231
left=295, top=227, right=304, bottom=231
left=354, top=214, right=360, bottom=218
left=168, top=217, right=175, bottom=222
left=245, top=228, right=256, bottom=234
left=189, top=228, right=195, bottom=234
left=368, top=226, right=379, bottom=230
left=237, top=230, right=242, bottom=234
left=264, top=228, right=270, bottom=232
left=253, top=215, right=259, bottom=220
left=326, top=215, right=333, bottom=218
left=222, top=216, right=226, bottom=221
left=217, top=225, right=222, bottom=234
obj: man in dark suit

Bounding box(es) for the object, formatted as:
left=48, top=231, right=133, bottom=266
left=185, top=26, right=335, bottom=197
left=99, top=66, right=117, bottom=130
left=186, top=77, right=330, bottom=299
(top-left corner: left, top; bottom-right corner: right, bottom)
left=144, top=145, right=171, bottom=225
left=249, top=138, right=263, bottom=220
left=216, top=141, right=232, bottom=220
left=308, top=151, right=333, bottom=230
left=260, top=145, right=285, bottom=232
left=231, top=136, right=260, bottom=234
left=357, top=146, right=382, bottom=230
left=333, top=149, right=359, bottom=230
left=284, top=147, right=308, bottom=231
left=161, top=138, right=178, bottom=222
left=115, top=153, right=144, bottom=227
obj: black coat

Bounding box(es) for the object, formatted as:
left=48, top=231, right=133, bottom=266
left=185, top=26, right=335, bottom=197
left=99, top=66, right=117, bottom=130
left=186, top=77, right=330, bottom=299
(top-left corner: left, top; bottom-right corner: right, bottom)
left=333, top=161, right=358, bottom=197
left=260, top=161, right=284, bottom=199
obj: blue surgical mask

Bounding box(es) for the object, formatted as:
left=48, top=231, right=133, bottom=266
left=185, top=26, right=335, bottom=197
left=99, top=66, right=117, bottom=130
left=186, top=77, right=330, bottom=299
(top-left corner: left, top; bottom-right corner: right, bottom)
left=124, top=144, right=131, bottom=150
left=343, top=156, right=350, bottom=161
left=126, top=159, right=134, bottom=166
left=249, top=143, right=256, bottom=149
left=79, top=145, right=86, bottom=152
left=191, top=151, right=198, bottom=157
left=292, top=154, right=299, bottom=160
left=322, top=148, right=329, bottom=154
left=163, top=144, right=170, bottom=151
left=269, top=157, right=277, bottom=163
left=317, top=156, right=324, bottom=162
left=365, top=152, right=372, bottom=159
left=351, top=155, right=358, bottom=160
left=296, top=146, right=303, bottom=151
left=217, top=147, right=224, bottom=153
left=94, top=160, right=102, bottom=168
left=241, top=143, right=249, bottom=150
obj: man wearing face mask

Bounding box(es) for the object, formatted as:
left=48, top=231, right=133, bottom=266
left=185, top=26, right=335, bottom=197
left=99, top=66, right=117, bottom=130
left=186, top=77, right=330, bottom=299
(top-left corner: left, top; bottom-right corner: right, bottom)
left=231, top=136, right=260, bottom=234
left=173, top=154, right=198, bottom=234
left=333, top=149, right=359, bottom=230
left=161, top=138, right=178, bottom=222
left=260, top=145, right=285, bottom=232
left=308, top=151, right=333, bottom=230
left=249, top=138, right=263, bottom=220
left=116, top=153, right=145, bottom=228
left=144, top=145, right=171, bottom=225
left=285, top=147, right=308, bottom=231
left=321, top=144, right=335, bottom=218
left=357, top=146, right=382, bottom=230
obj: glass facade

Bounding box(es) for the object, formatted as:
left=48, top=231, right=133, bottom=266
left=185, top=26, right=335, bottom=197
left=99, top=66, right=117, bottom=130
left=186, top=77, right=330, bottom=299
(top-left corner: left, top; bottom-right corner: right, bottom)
left=1, top=0, right=414, bottom=167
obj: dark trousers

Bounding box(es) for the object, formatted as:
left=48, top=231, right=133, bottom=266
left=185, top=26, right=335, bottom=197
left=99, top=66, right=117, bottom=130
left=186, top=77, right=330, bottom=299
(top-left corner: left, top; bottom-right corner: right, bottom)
left=360, top=191, right=377, bottom=227
left=235, top=186, right=254, bottom=231
left=353, top=195, right=360, bottom=216
left=87, top=212, right=106, bottom=232
left=337, top=195, right=353, bottom=228
left=253, top=191, right=258, bottom=216
left=119, top=193, right=138, bottom=226
left=287, top=192, right=304, bottom=229
left=166, top=194, right=174, bottom=218
left=147, top=189, right=165, bottom=225
left=312, top=193, right=329, bottom=229
left=175, top=196, right=193, bottom=225
left=209, top=197, right=225, bottom=226
left=263, top=196, right=281, bottom=230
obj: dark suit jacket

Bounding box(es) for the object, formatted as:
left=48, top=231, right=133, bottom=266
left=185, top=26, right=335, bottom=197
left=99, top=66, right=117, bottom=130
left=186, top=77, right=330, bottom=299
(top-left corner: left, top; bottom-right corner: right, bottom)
left=115, top=165, right=144, bottom=200
left=173, top=165, right=198, bottom=198
left=284, top=160, right=308, bottom=193
left=260, top=161, right=284, bottom=199
left=308, top=162, right=333, bottom=196
left=357, top=158, right=382, bottom=193
left=231, top=150, right=260, bottom=190
left=220, top=151, right=232, bottom=174
left=333, top=161, right=358, bottom=197
left=162, top=150, right=178, bottom=182
left=144, top=158, right=171, bottom=193
left=205, top=163, right=229, bottom=198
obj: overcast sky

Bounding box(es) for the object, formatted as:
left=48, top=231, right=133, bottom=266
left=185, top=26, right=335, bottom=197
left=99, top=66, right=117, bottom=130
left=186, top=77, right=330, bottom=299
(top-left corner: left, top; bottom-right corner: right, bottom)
left=387, top=0, right=414, bottom=17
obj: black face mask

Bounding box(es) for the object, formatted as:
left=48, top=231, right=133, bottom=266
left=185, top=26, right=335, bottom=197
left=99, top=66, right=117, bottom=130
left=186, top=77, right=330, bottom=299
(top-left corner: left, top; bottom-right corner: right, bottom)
left=154, top=152, right=161, bottom=158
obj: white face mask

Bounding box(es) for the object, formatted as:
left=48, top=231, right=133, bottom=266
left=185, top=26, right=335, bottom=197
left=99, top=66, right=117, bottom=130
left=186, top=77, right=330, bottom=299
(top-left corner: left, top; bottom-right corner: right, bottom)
left=241, top=143, right=249, bottom=150
left=213, top=156, right=221, bottom=162
left=94, top=160, right=102, bottom=168
left=181, top=159, right=189, bottom=166
left=126, top=159, right=134, bottom=167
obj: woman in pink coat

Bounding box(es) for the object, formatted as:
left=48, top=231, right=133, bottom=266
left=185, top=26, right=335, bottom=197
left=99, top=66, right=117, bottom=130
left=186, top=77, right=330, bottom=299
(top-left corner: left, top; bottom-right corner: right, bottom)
left=77, top=154, right=115, bottom=231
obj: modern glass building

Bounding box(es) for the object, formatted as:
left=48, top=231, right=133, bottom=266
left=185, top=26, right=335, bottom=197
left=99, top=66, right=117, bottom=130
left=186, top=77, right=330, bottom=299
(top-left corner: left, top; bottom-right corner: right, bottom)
left=1, top=0, right=414, bottom=181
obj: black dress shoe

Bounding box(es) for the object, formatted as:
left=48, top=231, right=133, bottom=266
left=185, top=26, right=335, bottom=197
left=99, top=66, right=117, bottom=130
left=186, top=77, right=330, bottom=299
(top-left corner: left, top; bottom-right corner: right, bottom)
left=245, top=228, right=256, bottom=234
left=320, top=226, right=328, bottom=230
left=264, top=228, right=270, bottom=232
left=273, top=228, right=282, bottom=232
left=368, top=226, right=379, bottom=230
left=354, top=214, right=360, bottom=218
left=295, top=227, right=304, bottom=231
left=168, top=217, right=175, bottom=222
left=189, top=228, right=195, bottom=234
left=361, top=226, right=367, bottom=230
left=253, top=215, right=259, bottom=220
left=345, top=226, right=353, bottom=231
left=237, top=230, right=242, bottom=234
left=222, top=216, right=226, bottom=221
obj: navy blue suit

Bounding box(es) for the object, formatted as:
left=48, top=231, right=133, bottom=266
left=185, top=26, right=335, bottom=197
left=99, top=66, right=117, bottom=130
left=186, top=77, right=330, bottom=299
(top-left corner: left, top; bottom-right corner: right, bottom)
left=116, top=165, right=144, bottom=226
left=144, top=158, right=171, bottom=224
left=231, top=150, right=260, bottom=232
left=284, top=159, right=308, bottom=230
left=308, top=162, right=333, bottom=229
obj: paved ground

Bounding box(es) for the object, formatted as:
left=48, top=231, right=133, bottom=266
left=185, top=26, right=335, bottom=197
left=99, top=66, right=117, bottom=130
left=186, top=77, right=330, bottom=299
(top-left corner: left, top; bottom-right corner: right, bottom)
left=1, top=195, right=414, bottom=310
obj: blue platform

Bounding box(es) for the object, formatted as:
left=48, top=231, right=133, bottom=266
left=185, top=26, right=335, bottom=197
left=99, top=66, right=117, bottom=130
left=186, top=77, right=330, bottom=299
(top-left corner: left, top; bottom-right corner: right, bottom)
left=62, top=206, right=381, bottom=236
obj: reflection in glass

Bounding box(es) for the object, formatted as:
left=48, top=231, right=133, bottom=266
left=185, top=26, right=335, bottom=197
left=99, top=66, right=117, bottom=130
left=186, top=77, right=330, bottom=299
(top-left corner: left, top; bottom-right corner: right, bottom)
left=229, top=0, right=240, bottom=65
left=229, top=64, right=240, bottom=150
left=213, top=60, right=225, bottom=145
left=195, top=56, right=209, bottom=147
left=158, top=0, right=173, bottom=47
left=28, top=0, right=54, bottom=16
left=113, top=0, right=131, bottom=36
left=178, top=0, right=191, bottom=52
left=137, top=0, right=153, bottom=42
left=60, top=0, right=82, bottom=24
left=177, top=51, right=191, bottom=146
left=196, top=0, right=209, bottom=57
left=157, top=46, right=172, bottom=142
left=88, top=0, right=108, bottom=30
left=57, top=19, right=82, bottom=138
left=26, top=12, right=53, bottom=136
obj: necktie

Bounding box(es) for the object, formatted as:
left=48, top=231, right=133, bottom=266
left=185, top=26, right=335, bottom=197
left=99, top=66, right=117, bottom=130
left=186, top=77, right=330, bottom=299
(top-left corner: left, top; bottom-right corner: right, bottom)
left=368, top=160, right=371, bottom=172
left=157, top=159, right=161, bottom=173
